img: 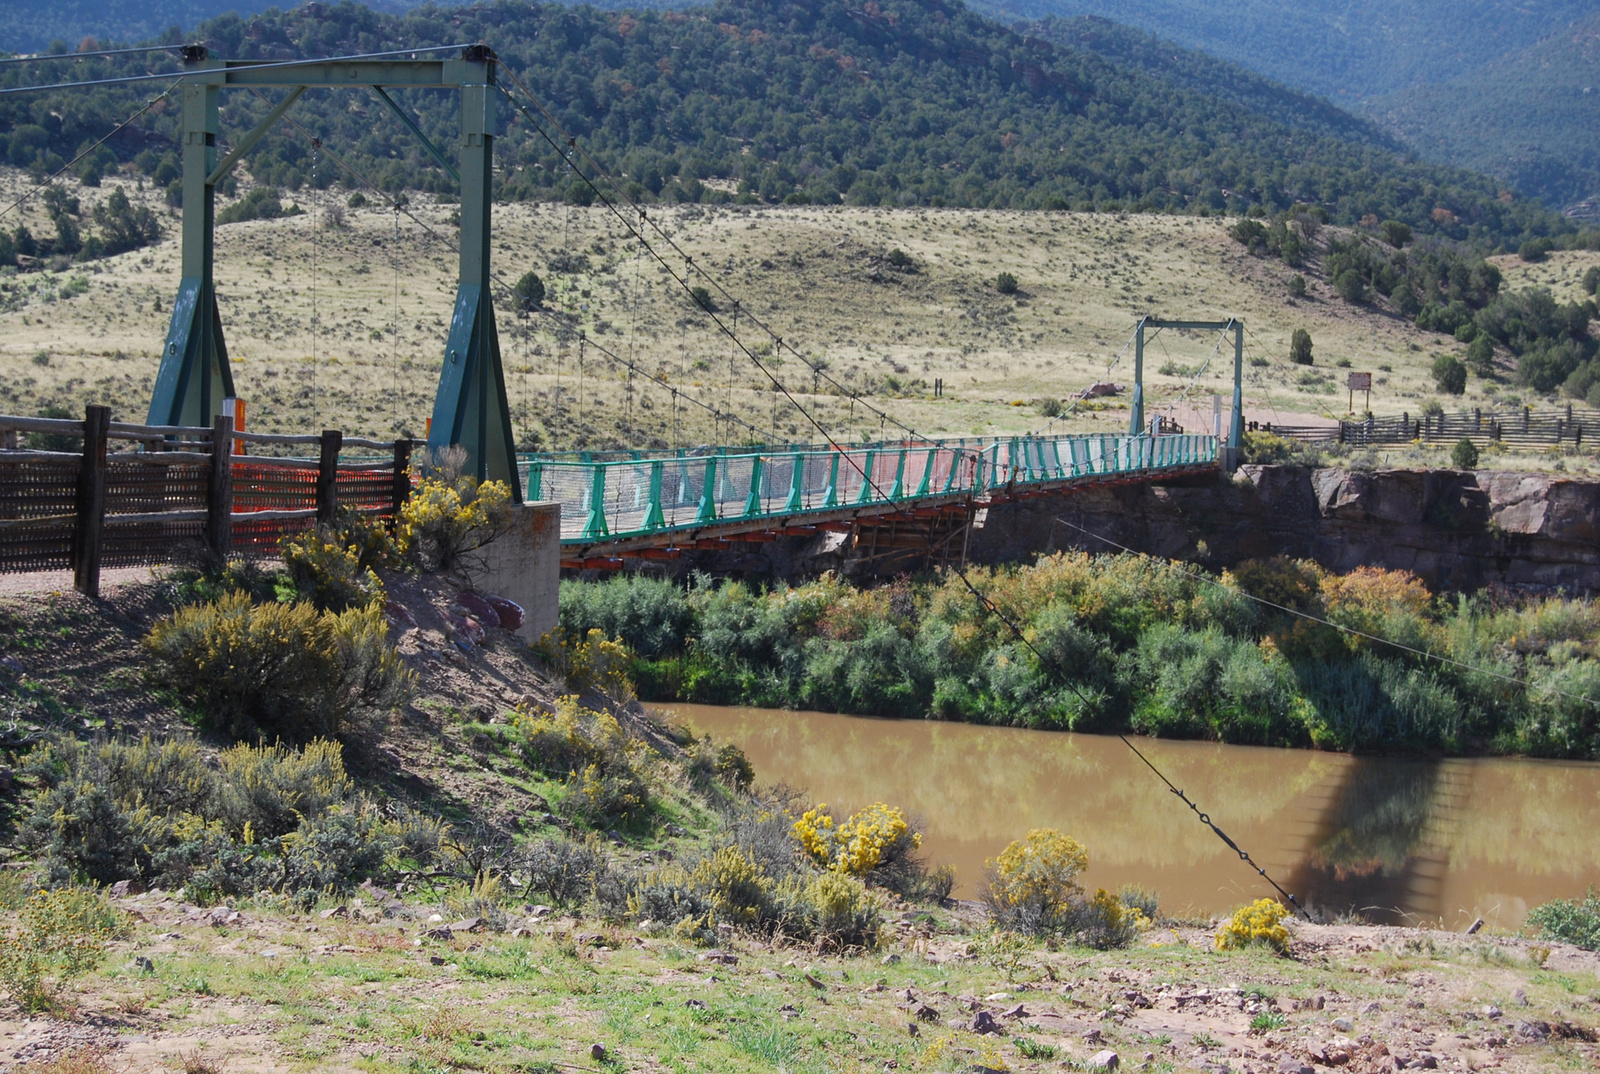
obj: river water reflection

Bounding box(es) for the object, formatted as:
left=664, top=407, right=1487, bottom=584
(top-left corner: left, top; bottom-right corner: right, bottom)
left=664, top=703, right=1600, bottom=928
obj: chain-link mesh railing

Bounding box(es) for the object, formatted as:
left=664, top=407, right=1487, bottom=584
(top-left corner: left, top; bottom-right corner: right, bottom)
left=536, top=433, right=1217, bottom=542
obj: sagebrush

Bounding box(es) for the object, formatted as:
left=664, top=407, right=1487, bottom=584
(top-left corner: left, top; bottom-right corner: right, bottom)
left=144, top=591, right=410, bottom=741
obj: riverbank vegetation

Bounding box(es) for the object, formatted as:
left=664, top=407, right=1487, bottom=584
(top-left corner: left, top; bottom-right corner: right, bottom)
left=0, top=533, right=1598, bottom=1067
left=560, top=554, right=1600, bottom=757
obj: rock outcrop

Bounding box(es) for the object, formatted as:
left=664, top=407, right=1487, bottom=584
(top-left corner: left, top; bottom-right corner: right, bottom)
left=973, top=465, right=1600, bottom=592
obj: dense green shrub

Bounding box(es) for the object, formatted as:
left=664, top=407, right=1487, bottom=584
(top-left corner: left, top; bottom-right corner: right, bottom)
left=144, top=592, right=409, bottom=741
left=562, top=552, right=1600, bottom=757
left=512, top=699, right=652, bottom=829
left=1289, top=329, right=1313, bottom=365
left=1432, top=354, right=1467, bottom=394
left=1452, top=437, right=1480, bottom=469
left=19, top=736, right=440, bottom=901
left=1526, top=889, right=1600, bottom=951
left=217, top=186, right=292, bottom=225
left=557, top=573, right=695, bottom=658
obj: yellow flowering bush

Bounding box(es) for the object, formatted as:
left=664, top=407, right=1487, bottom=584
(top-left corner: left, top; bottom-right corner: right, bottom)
left=397, top=474, right=513, bottom=571
left=0, top=887, right=119, bottom=1010
left=793, top=802, right=921, bottom=877
left=983, top=828, right=1088, bottom=934
left=792, top=804, right=835, bottom=864
left=144, top=591, right=410, bottom=741
left=282, top=528, right=384, bottom=612
left=564, top=762, right=648, bottom=829
left=534, top=628, right=634, bottom=699
left=1072, top=887, right=1145, bottom=949
left=693, top=845, right=772, bottom=926
left=1215, top=898, right=1292, bottom=954
left=630, top=846, right=884, bottom=949
left=786, top=870, right=883, bottom=950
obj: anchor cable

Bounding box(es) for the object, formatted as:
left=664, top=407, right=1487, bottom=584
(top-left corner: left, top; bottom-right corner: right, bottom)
left=951, top=563, right=1309, bottom=917
left=1116, top=733, right=1307, bottom=916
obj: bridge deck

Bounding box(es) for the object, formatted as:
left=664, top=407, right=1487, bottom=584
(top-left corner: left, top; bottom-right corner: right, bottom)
left=527, top=432, right=1217, bottom=556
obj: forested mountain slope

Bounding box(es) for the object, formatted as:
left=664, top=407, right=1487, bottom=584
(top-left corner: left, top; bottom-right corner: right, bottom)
left=1368, top=12, right=1600, bottom=216
left=0, top=0, right=1578, bottom=246
left=1019, top=14, right=1399, bottom=152
left=966, top=0, right=1595, bottom=102
left=3, top=2, right=288, bottom=53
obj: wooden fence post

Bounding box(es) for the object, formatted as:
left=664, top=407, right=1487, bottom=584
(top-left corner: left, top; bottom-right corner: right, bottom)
left=316, top=429, right=342, bottom=524
left=391, top=439, right=412, bottom=518
left=208, top=414, right=233, bottom=562
left=72, top=405, right=110, bottom=598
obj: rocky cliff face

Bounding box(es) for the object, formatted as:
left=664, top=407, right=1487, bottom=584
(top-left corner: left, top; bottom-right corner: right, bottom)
left=972, top=466, right=1600, bottom=592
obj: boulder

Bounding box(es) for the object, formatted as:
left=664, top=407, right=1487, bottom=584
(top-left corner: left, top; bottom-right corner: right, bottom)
left=1088, top=1049, right=1120, bottom=1070
left=456, top=592, right=499, bottom=624
left=485, top=595, right=525, bottom=630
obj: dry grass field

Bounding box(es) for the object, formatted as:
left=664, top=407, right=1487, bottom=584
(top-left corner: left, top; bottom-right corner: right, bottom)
left=2, top=167, right=1596, bottom=459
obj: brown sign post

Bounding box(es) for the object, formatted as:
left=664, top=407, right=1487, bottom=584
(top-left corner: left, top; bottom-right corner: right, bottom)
left=1348, top=371, right=1373, bottom=414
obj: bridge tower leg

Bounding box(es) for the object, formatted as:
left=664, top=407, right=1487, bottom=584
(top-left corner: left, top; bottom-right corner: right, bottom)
left=148, top=57, right=234, bottom=428
left=1128, top=316, right=1147, bottom=436
left=428, top=61, right=521, bottom=496
left=1224, top=319, right=1245, bottom=471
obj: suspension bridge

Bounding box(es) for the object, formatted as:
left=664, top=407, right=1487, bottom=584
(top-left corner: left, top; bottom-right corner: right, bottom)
left=2, top=44, right=1251, bottom=574
left=529, top=432, right=1218, bottom=568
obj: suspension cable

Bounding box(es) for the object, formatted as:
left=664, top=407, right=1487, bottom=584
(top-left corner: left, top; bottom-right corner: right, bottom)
left=0, top=45, right=475, bottom=97
left=1160, top=325, right=1230, bottom=425
left=0, top=80, right=180, bottom=221
left=494, top=72, right=935, bottom=450
left=259, top=87, right=773, bottom=447
left=494, top=75, right=934, bottom=498
left=0, top=44, right=182, bottom=66
left=1027, top=323, right=1139, bottom=437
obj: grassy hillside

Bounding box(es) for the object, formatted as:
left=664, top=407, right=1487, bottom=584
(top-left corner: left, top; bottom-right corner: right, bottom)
left=0, top=0, right=1574, bottom=247
left=1367, top=13, right=1600, bottom=216
left=967, top=0, right=1595, bottom=102
left=5, top=167, right=1598, bottom=468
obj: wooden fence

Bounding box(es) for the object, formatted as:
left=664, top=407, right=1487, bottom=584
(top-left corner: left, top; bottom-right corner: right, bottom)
left=0, top=405, right=414, bottom=597
left=1256, top=404, right=1600, bottom=451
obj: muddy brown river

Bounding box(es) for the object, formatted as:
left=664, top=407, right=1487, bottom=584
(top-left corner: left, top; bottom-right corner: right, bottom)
left=663, top=702, right=1600, bottom=929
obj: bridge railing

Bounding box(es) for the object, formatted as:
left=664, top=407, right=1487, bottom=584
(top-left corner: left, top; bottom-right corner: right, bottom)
left=532, top=433, right=1217, bottom=543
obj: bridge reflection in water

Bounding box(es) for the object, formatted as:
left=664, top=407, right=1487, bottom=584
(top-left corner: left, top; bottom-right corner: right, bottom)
left=669, top=703, right=1600, bottom=927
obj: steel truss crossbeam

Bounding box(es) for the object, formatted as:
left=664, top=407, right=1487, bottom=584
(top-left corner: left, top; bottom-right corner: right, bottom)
left=147, top=45, right=518, bottom=494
